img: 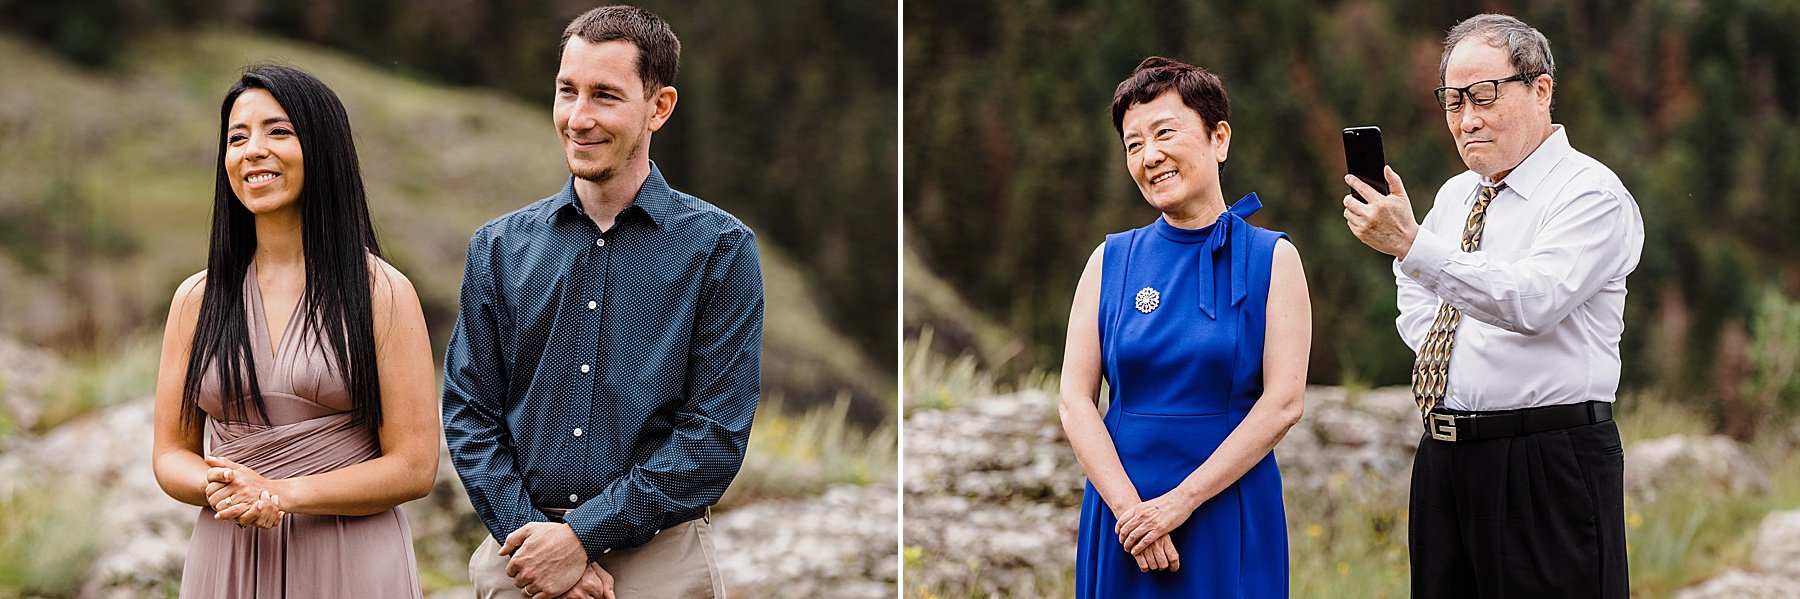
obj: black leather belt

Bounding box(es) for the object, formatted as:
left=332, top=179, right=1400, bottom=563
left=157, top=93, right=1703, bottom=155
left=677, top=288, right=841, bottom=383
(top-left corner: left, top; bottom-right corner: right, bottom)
left=536, top=505, right=710, bottom=525
left=1424, top=401, right=1612, bottom=442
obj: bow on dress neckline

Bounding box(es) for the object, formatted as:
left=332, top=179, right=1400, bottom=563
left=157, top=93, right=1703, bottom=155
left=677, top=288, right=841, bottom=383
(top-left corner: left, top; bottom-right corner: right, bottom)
left=1195, top=192, right=1262, bottom=319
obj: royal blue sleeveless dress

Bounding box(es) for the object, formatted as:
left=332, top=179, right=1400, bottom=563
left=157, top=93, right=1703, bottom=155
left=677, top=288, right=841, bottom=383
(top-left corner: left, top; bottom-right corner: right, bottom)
left=1075, top=193, right=1289, bottom=598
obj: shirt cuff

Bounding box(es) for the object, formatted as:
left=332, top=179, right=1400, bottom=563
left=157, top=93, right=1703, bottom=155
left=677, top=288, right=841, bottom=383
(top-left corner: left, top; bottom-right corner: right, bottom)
left=1398, top=226, right=1455, bottom=287
left=563, top=500, right=658, bottom=562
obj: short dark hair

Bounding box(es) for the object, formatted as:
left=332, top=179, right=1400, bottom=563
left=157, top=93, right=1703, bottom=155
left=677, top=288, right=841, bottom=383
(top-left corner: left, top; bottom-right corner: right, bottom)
left=1110, top=57, right=1231, bottom=174
left=560, top=5, right=680, bottom=98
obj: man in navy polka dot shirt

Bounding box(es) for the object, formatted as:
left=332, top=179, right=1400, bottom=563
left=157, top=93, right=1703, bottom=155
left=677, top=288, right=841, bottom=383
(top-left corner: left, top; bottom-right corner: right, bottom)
left=444, top=6, right=762, bottom=598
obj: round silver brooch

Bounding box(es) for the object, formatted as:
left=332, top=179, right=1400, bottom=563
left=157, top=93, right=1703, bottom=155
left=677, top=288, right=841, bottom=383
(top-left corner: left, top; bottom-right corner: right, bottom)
left=1135, top=287, right=1160, bottom=314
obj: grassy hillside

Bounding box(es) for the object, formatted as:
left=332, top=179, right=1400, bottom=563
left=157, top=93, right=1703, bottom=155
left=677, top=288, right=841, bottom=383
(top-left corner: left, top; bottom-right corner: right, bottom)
left=0, top=31, right=890, bottom=420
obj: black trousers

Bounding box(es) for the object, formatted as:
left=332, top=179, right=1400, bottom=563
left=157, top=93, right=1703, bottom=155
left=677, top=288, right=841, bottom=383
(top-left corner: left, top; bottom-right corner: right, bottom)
left=1409, top=419, right=1629, bottom=598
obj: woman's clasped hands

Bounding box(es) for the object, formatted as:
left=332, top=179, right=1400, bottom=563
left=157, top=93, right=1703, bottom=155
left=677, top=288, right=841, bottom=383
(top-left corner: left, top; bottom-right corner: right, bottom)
left=1115, top=493, right=1197, bottom=573
left=204, top=455, right=287, bottom=529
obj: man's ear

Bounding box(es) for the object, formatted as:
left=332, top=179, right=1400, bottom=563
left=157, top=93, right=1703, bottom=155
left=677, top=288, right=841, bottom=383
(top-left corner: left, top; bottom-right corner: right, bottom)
left=647, top=86, right=679, bottom=133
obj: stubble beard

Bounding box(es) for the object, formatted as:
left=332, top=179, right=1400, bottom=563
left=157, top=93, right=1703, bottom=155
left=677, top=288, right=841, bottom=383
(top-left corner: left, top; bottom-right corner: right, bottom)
left=568, top=134, right=646, bottom=183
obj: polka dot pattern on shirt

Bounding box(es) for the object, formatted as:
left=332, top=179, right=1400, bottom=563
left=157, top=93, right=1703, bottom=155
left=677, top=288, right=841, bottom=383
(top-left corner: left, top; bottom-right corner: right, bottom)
left=443, top=163, right=763, bottom=559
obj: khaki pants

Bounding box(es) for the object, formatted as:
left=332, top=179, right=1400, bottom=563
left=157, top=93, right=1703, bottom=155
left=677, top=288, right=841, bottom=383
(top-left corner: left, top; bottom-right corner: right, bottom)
left=470, top=516, right=724, bottom=599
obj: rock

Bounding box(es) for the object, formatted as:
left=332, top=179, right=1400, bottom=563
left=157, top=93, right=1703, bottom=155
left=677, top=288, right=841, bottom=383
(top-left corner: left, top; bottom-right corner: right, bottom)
left=904, top=386, right=1431, bottom=596
left=1674, top=569, right=1800, bottom=599
left=1274, top=386, right=1419, bottom=501
left=712, top=483, right=898, bottom=598
left=0, top=337, right=66, bottom=432
left=904, top=390, right=1083, bottom=595
left=1675, top=510, right=1800, bottom=595
left=1626, top=435, right=1770, bottom=503
left=1751, top=510, right=1800, bottom=576
left=904, top=390, right=1083, bottom=505
left=0, top=399, right=192, bottom=598
left=0, top=397, right=897, bottom=597
left=904, top=494, right=1078, bottom=597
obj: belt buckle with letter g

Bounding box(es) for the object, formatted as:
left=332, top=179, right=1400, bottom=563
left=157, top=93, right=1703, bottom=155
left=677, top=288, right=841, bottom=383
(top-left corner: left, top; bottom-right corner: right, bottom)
left=1428, top=412, right=1459, bottom=442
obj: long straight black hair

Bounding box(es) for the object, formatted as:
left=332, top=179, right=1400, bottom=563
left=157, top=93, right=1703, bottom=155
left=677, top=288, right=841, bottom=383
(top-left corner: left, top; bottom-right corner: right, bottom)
left=180, top=64, right=383, bottom=432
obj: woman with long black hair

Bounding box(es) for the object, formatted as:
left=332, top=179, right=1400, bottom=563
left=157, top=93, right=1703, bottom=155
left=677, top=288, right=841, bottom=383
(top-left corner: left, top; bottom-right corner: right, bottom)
left=150, top=64, right=438, bottom=597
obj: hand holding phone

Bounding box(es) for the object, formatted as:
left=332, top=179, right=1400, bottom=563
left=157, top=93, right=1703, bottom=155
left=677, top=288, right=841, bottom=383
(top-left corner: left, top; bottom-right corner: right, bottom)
left=1342, top=126, right=1389, bottom=200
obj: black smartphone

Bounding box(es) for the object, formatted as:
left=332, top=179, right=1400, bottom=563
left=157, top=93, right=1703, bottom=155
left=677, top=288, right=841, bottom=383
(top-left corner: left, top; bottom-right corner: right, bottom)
left=1342, top=126, right=1389, bottom=199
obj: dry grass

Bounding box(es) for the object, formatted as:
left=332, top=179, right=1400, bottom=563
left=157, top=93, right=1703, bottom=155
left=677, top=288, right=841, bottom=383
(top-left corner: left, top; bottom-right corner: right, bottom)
left=1284, top=393, right=1800, bottom=597
left=0, top=480, right=112, bottom=597
left=721, top=395, right=897, bottom=511
left=1616, top=395, right=1800, bottom=594
left=904, top=330, right=1054, bottom=414
left=35, top=336, right=160, bottom=433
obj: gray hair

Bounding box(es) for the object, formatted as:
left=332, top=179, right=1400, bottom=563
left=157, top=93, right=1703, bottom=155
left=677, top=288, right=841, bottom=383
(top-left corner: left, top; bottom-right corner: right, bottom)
left=1439, top=14, right=1555, bottom=84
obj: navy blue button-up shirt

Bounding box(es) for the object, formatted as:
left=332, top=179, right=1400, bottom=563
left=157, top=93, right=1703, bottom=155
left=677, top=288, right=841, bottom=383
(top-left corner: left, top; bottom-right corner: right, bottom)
left=443, top=163, right=762, bottom=560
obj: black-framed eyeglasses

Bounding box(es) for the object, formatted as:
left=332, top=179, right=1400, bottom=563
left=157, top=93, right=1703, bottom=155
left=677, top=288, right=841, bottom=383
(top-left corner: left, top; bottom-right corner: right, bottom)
left=1434, top=72, right=1540, bottom=111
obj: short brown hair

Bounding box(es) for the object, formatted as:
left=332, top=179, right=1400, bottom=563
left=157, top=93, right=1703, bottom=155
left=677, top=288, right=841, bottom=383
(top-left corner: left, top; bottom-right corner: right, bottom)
left=1110, top=57, right=1230, bottom=137
left=560, top=5, right=681, bottom=98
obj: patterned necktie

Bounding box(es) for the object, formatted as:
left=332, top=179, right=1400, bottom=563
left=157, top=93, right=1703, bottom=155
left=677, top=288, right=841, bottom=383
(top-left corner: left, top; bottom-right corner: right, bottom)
left=1411, top=183, right=1504, bottom=415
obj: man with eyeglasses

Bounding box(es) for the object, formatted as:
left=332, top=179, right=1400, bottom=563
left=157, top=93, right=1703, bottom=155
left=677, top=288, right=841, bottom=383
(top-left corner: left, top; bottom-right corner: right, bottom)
left=1341, top=13, right=1642, bottom=598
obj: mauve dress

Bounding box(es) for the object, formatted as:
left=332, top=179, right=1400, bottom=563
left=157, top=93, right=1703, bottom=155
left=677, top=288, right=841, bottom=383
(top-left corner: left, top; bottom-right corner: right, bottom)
left=180, top=261, right=422, bottom=598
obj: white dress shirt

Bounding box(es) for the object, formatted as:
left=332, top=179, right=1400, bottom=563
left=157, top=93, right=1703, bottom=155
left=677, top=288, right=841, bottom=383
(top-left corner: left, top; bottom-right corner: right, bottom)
left=1396, top=125, right=1645, bottom=411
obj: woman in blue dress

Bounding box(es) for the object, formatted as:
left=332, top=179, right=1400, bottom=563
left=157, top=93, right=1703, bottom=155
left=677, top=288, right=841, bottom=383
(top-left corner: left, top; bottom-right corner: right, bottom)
left=1060, top=56, right=1312, bottom=598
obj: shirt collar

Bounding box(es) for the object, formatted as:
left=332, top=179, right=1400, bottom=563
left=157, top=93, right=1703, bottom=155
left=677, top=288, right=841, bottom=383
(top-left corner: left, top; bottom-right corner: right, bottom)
left=543, top=161, right=678, bottom=228
left=1474, top=124, right=1568, bottom=203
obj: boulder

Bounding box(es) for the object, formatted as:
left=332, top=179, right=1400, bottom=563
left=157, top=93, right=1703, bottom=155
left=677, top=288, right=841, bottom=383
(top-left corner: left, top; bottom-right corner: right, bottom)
left=1751, top=510, right=1800, bottom=576
left=904, top=386, right=1430, bottom=596
left=0, top=396, right=895, bottom=597
left=0, top=337, right=66, bottom=432
left=0, top=399, right=191, bottom=598
left=1674, top=569, right=1800, bottom=599
left=1274, top=386, right=1419, bottom=501
left=1675, top=510, right=1800, bottom=596
left=904, top=494, right=1078, bottom=596
left=904, top=390, right=1083, bottom=595
left=712, top=483, right=897, bottom=598
left=1625, top=435, right=1770, bottom=503
left=904, top=389, right=1084, bottom=505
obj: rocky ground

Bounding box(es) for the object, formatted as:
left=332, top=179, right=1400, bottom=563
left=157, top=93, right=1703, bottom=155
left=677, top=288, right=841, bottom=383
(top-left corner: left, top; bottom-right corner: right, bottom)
left=904, top=389, right=1084, bottom=597
left=0, top=338, right=896, bottom=598
left=1675, top=509, right=1800, bottom=598
left=904, top=385, right=1797, bottom=598
left=714, top=484, right=898, bottom=599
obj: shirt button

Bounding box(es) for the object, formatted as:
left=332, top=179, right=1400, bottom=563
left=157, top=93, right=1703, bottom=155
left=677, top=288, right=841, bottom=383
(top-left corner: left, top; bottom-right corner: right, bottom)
left=587, top=300, right=597, bottom=310
left=595, top=238, right=606, bottom=247
left=580, top=364, right=591, bottom=373
left=569, top=494, right=579, bottom=502
left=573, top=428, right=583, bottom=437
